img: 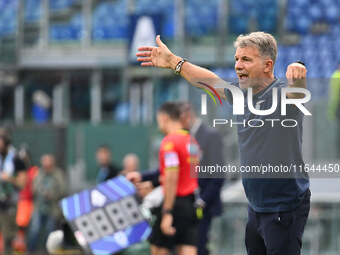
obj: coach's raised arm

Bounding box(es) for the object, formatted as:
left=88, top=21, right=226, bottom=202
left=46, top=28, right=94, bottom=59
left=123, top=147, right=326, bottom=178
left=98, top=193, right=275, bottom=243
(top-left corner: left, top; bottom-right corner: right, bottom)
left=136, top=35, right=228, bottom=100
left=136, top=34, right=307, bottom=99
left=137, top=32, right=312, bottom=255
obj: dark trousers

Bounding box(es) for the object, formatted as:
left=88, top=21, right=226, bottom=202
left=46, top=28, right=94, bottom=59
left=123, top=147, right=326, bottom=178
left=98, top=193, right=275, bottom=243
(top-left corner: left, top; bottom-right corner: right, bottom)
left=197, top=211, right=213, bottom=255
left=27, top=210, right=56, bottom=252
left=245, top=189, right=311, bottom=255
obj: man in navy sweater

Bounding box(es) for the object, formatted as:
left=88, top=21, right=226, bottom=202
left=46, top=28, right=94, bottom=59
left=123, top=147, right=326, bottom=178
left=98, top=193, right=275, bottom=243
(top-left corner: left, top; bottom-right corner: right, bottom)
left=136, top=32, right=310, bottom=255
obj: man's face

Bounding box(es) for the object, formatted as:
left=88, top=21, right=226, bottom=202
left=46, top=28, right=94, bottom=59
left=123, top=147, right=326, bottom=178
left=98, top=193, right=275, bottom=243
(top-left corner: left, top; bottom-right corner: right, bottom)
left=96, top=148, right=111, bottom=167
left=123, top=158, right=138, bottom=173
left=41, top=155, right=55, bottom=172
left=157, top=112, right=169, bottom=134
left=234, top=46, right=268, bottom=89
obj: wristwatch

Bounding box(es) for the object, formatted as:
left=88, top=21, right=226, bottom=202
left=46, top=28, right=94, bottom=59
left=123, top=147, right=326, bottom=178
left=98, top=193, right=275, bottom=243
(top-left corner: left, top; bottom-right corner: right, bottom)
left=174, top=59, right=187, bottom=75
left=296, top=60, right=306, bottom=67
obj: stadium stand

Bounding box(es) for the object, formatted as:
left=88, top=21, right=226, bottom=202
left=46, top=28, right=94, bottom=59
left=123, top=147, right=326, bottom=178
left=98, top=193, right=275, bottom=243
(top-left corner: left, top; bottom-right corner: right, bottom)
left=49, top=0, right=80, bottom=12
left=24, top=0, right=41, bottom=24
left=92, top=0, right=128, bottom=40
left=49, top=13, right=83, bottom=41
left=0, top=0, right=17, bottom=38
left=185, top=0, right=218, bottom=36
left=229, top=0, right=278, bottom=34
left=135, top=0, right=174, bottom=38
left=286, top=0, right=340, bottom=33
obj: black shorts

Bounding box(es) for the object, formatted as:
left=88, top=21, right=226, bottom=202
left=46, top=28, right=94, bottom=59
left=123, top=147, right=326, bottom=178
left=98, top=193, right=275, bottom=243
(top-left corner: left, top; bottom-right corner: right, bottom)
left=149, top=194, right=198, bottom=251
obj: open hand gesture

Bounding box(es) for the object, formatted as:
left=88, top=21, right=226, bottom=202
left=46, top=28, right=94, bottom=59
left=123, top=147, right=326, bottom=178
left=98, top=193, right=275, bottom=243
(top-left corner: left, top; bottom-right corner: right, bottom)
left=136, top=35, right=174, bottom=68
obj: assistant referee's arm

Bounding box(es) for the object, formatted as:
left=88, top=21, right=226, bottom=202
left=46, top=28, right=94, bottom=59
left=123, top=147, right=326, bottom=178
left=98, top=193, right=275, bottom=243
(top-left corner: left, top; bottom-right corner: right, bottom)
left=162, top=167, right=179, bottom=213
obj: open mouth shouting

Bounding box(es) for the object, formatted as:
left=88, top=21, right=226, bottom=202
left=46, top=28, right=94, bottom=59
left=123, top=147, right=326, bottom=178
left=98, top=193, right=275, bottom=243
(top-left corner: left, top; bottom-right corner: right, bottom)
left=237, top=72, right=249, bottom=80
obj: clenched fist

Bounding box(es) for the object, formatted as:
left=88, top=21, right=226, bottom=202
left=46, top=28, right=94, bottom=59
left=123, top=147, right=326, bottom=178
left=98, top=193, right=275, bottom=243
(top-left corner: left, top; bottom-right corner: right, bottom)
left=286, top=62, right=307, bottom=87
left=285, top=62, right=308, bottom=99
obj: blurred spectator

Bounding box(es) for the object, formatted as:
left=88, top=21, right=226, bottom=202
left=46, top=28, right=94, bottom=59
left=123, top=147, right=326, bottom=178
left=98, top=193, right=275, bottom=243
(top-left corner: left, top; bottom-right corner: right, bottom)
left=32, top=90, right=52, bottom=124
left=95, top=145, right=120, bottom=183
left=327, top=64, right=340, bottom=158
left=12, top=147, right=39, bottom=253
left=27, top=154, right=67, bottom=253
left=0, top=128, right=27, bottom=255
left=121, top=153, right=140, bottom=176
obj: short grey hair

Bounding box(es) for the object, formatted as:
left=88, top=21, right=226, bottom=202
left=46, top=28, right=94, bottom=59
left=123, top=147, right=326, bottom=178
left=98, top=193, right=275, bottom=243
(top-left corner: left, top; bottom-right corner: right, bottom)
left=233, top=32, right=278, bottom=64
left=123, top=153, right=139, bottom=166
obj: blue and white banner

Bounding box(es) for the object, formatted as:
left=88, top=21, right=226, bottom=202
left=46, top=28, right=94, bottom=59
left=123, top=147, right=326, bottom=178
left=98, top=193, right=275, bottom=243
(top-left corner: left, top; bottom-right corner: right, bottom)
left=60, top=176, right=151, bottom=255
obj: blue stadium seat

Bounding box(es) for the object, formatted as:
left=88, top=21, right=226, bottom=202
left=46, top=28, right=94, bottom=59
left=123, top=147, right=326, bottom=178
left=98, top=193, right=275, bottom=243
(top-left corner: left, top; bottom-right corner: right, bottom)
left=258, top=0, right=278, bottom=32
left=286, top=0, right=340, bottom=33
left=258, top=15, right=277, bottom=33
left=92, top=0, right=128, bottom=40
left=330, top=25, right=340, bottom=37
left=24, top=0, right=41, bottom=23
left=285, top=0, right=309, bottom=32
left=324, top=4, right=339, bottom=23
left=50, top=0, right=75, bottom=12
left=185, top=0, right=218, bottom=36
left=294, top=0, right=309, bottom=7
left=229, top=15, right=249, bottom=34
left=228, top=0, right=278, bottom=34
left=309, top=3, right=323, bottom=22
left=0, top=0, right=17, bottom=38
left=296, top=16, right=312, bottom=34
left=50, top=13, right=82, bottom=41
left=307, top=67, right=319, bottom=79
left=316, top=35, right=329, bottom=47
left=301, top=34, right=317, bottom=48
left=282, top=0, right=340, bottom=79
